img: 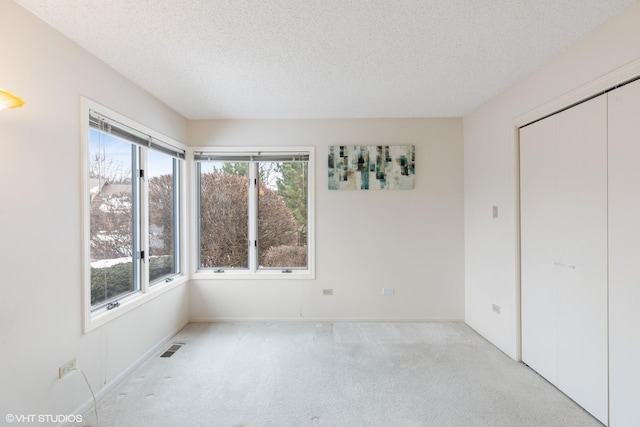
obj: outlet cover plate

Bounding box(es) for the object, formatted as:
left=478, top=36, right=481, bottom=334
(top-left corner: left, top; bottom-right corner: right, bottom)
left=58, top=359, right=76, bottom=379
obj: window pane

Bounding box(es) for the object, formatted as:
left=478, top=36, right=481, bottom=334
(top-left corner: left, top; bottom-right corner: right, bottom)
left=148, top=150, right=178, bottom=283
left=89, top=129, right=137, bottom=307
left=199, top=161, right=249, bottom=269
left=258, top=161, right=308, bottom=269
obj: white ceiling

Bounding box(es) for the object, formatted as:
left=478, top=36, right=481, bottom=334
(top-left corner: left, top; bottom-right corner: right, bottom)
left=14, top=0, right=639, bottom=120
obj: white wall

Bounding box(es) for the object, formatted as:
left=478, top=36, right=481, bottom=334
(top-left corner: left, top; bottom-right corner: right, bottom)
left=0, top=1, right=189, bottom=420
left=464, top=2, right=640, bottom=359
left=188, top=118, right=464, bottom=321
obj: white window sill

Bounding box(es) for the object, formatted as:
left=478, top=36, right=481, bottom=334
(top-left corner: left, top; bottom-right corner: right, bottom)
left=84, top=275, right=188, bottom=333
left=193, top=270, right=315, bottom=280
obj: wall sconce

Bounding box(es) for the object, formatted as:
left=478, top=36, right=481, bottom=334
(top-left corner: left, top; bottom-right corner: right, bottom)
left=0, top=89, right=25, bottom=110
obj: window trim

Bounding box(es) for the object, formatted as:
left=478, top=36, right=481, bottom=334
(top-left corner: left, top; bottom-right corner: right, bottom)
left=189, top=146, right=315, bottom=280
left=81, top=97, right=188, bottom=333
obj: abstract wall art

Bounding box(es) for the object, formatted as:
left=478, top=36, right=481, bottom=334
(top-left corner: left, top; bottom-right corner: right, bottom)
left=328, top=145, right=415, bottom=190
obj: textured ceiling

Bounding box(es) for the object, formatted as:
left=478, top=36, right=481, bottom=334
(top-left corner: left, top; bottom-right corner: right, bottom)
left=14, top=0, right=639, bottom=119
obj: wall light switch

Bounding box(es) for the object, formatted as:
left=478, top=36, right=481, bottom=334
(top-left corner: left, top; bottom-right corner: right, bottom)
left=322, top=289, right=333, bottom=296
left=492, top=206, right=499, bottom=218
left=382, top=288, right=395, bottom=296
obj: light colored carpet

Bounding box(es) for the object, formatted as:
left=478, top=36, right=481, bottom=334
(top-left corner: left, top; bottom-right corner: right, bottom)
left=82, top=322, right=603, bottom=427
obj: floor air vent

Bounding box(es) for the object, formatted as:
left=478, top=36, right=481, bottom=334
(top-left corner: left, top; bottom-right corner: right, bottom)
left=159, top=343, right=184, bottom=358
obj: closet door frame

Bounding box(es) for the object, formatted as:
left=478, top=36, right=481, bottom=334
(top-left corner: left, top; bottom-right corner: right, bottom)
left=516, top=60, right=640, bottom=427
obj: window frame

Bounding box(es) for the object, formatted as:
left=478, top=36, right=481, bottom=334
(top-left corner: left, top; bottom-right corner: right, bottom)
left=81, top=97, right=188, bottom=332
left=190, top=146, right=315, bottom=280
left=147, top=150, right=182, bottom=285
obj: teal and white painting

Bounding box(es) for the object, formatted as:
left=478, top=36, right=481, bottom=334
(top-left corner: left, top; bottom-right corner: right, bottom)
left=328, top=145, right=415, bottom=190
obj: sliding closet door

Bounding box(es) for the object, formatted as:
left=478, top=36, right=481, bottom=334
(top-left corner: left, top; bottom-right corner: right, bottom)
left=608, top=79, right=640, bottom=426
left=520, top=115, right=558, bottom=385
left=520, top=94, right=608, bottom=424
left=555, top=95, right=608, bottom=424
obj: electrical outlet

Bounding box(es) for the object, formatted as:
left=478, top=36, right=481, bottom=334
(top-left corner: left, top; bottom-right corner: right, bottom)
left=58, top=359, right=76, bottom=379
left=492, top=304, right=501, bottom=314
left=322, top=288, right=333, bottom=296
left=382, top=288, right=395, bottom=296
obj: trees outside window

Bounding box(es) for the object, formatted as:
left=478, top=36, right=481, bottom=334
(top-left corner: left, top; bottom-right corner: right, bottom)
left=258, top=161, right=307, bottom=268
left=196, top=152, right=312, bottom=274
left=148, top=150, right=179, bottom=283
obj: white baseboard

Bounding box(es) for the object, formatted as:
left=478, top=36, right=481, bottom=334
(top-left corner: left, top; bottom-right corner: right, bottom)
left=189, top=317, right=465, bottom=323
